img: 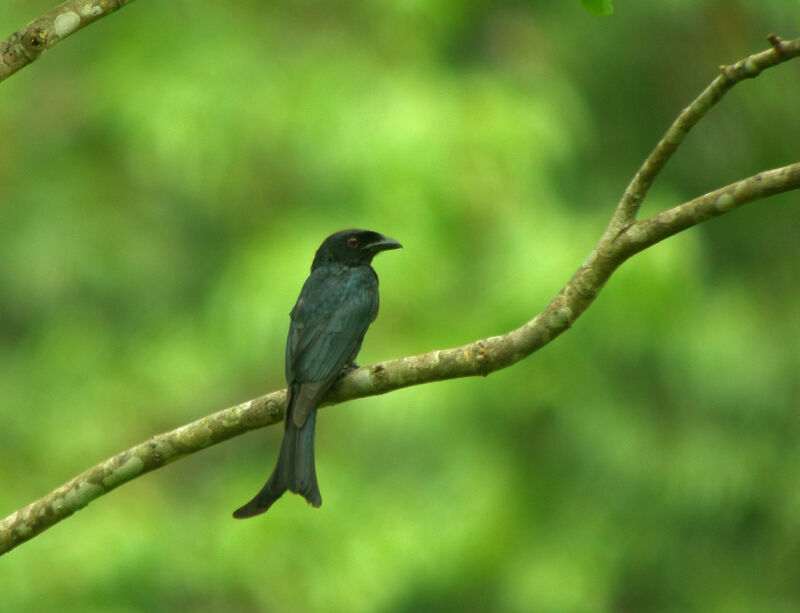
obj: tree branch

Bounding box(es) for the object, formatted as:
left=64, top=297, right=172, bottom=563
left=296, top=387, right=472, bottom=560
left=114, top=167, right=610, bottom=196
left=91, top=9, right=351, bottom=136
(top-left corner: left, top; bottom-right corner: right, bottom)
left=618, top=163, right=800, bottom=256
left=608, top=34, right=800, bottom=230
left=2, top=36, right=799, bottom=557
left=0, top=0, right=137, bottom=84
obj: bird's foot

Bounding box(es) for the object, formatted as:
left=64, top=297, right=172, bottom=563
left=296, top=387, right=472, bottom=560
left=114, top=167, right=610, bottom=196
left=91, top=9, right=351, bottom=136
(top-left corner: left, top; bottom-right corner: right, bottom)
left=340, top=362, right=360, bottom=376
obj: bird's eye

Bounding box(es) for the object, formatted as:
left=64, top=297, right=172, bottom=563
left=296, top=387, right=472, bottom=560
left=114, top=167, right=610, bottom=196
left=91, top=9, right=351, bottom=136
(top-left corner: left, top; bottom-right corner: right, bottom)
left=347, top=237, right=359, bottom=247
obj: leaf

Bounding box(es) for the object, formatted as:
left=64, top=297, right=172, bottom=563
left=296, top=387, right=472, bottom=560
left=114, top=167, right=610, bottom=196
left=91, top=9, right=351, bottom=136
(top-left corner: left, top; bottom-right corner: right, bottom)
left=581, top=0, right=614, bottom=16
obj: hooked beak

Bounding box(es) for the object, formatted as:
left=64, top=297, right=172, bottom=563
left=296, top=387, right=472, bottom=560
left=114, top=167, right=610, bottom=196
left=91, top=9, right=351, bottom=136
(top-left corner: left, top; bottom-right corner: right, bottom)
left=367, top=234, right=403, bottom=252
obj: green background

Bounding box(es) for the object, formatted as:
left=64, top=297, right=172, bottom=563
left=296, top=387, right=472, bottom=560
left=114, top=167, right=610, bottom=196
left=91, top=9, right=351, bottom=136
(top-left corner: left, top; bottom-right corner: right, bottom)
left=1, top=1, right=799, bottom=611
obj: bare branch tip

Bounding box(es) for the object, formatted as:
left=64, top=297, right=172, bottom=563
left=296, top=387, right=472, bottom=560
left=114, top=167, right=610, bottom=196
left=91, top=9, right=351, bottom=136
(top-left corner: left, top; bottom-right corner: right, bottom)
left=767, top=33, right=783, bottom=51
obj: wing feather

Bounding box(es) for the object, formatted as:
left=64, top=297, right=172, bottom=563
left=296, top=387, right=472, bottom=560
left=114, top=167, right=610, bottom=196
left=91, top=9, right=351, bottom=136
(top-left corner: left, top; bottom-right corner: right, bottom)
left=285, top=265, right=378, bottom=427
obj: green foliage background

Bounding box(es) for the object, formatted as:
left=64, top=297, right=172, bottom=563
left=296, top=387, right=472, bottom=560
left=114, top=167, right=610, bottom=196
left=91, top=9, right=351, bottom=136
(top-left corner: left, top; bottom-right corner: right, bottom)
left=1, top=1, right=799, bottom=611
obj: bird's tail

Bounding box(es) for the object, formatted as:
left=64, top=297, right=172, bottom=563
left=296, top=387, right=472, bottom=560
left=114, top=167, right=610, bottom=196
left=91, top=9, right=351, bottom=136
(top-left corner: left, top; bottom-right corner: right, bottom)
left=232, top=404, right=322, bottom=519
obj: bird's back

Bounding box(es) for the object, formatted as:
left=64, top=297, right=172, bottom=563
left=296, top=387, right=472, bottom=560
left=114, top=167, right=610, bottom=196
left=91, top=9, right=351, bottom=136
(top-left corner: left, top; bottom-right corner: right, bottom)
left=286, top=263, right=379, bottom=385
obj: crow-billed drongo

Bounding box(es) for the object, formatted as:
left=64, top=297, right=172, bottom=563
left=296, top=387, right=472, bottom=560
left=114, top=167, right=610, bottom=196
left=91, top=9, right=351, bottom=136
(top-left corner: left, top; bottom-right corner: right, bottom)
left=233, top=229, right=402, bottom=518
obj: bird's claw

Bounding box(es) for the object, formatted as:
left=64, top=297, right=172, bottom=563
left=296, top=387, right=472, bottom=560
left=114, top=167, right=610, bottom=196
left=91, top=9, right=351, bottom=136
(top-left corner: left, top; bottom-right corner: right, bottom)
left=341, top=362, right=360, bottom=375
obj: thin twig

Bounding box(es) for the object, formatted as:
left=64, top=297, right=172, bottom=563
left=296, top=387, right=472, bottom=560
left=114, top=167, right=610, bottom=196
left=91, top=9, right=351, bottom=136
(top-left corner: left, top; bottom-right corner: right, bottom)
left=0, top=0, right=137, bottom=84
left=617, top=163, right=800, bottom=256
left=608, top=35, right=800, bottom=230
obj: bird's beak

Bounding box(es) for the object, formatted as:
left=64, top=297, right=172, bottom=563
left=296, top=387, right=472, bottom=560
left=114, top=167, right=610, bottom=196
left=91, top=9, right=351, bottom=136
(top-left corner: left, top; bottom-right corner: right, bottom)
left=367, top=235, right=403, bottom=252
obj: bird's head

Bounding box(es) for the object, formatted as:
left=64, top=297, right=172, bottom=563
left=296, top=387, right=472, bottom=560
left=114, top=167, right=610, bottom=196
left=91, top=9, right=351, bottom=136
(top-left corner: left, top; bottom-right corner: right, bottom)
left=311, top=229, right=402, bottom=269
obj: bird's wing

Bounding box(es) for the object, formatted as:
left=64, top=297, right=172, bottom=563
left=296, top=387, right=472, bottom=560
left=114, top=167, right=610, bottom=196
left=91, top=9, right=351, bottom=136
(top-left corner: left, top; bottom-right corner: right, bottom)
left=286, top=266, right=378, bottom=427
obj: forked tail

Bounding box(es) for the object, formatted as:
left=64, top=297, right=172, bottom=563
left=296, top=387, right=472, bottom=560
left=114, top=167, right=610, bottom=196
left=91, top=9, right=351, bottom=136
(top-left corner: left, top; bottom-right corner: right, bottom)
left=232, top=405, right=321, bottom=519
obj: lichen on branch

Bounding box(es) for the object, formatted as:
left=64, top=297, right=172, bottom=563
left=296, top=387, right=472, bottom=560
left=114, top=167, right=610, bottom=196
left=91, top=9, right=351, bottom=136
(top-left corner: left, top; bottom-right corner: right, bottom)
left=0, top=0, right=137, bottom=83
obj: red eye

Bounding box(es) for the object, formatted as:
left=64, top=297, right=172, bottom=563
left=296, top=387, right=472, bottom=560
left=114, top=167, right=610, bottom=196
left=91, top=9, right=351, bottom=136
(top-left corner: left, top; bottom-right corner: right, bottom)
left=347, top=237, right=359, bottom=247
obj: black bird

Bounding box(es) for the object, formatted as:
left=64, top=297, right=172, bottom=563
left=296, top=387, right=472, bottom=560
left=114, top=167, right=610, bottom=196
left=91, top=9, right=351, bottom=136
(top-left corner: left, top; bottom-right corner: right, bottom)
left=233, top=229, right=402, bottom=518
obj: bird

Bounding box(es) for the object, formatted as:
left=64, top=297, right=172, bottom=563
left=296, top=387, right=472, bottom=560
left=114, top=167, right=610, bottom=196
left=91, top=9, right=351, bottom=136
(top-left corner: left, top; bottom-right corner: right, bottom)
left=233, top=229, right=402, bottom=518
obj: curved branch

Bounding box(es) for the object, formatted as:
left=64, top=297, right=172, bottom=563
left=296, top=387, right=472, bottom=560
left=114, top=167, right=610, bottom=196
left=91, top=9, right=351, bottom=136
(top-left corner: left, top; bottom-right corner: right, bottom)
left=618, top=163, right=800, bottom=256
left=2, top=37, right=799, bottom=556
left=609, top=34, right=800, bottom=230
left=0, top=0, right=137, bottom=84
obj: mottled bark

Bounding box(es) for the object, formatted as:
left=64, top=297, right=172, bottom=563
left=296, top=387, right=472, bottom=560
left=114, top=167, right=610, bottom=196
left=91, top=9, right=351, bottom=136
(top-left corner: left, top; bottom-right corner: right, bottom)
left=1, top=34, right=798, bottom=556
left=0, top=0, right=136, bottom=83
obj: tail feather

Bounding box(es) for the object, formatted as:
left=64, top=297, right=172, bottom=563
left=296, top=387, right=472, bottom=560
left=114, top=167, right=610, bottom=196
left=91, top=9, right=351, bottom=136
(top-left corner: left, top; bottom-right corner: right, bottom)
left=289, top=409, right=321, bottom=505
left=232, top=408, right=321, bottom=519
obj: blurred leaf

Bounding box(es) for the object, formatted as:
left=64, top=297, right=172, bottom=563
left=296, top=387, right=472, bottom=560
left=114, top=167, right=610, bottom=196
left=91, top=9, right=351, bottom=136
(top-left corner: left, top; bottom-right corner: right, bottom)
left=581, top=0, right=614, bottom=16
